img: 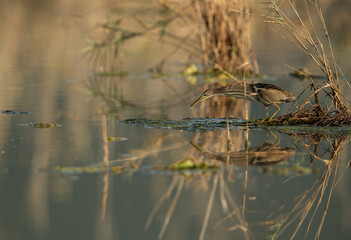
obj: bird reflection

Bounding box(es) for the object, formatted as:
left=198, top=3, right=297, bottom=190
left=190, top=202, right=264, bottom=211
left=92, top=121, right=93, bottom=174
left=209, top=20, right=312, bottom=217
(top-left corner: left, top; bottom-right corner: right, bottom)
left=190, top=137, right=295, bottom=166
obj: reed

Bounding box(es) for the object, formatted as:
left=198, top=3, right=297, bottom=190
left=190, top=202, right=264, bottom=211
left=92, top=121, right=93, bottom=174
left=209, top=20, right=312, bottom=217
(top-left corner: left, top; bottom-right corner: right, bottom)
left=192, top=0, right=258, bottom=73
left=266, top=0, right=351, bottom=125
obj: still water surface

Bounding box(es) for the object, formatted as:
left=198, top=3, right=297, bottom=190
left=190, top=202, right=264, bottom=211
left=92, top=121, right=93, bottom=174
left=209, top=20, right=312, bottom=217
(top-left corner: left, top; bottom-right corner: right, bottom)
left=0, top=1, right=350, bottom=240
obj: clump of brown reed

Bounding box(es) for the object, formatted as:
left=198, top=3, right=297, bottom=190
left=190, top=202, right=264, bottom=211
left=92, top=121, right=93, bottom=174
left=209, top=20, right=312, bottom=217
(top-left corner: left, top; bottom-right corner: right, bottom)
left=276, top=103, right=351, bottom=126
left=266, top=0, right=351, bottom=126
left=192, top=0, right=258, bottom=73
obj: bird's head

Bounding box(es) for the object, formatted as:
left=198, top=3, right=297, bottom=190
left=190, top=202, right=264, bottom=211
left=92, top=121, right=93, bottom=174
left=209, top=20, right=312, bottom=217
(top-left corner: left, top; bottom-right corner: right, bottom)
left=190, top=89, right=217, bottom=107
left=190, top=86, right=232, bottom=107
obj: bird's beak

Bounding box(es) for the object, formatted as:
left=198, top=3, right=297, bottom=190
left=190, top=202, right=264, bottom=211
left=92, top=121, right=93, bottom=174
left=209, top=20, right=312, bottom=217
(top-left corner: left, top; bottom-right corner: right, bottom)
left=190, top=95, right=206, bottom=107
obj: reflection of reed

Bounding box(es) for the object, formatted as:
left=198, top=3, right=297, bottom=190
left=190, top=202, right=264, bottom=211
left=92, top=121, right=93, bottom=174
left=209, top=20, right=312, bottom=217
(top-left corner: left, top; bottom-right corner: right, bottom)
left=267, top=133, right=347, bottom=239
left=190, top=80, right=251, bottom=178
left=191, top=80, right=252, bottom=239
left=100, top=114, right=109, bottom=220
left=143, top=80, right=255, bottom=239
left=159, top=177, right=185, bottom=239
left=126, top=126, right=348, bottom=240
left=87, top=75, right=134, bottom=112
left=199, top=174, right=218, bottom=240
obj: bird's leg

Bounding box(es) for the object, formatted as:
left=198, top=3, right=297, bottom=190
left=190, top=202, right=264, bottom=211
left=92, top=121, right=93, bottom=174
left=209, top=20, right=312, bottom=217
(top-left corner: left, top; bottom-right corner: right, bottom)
left=269, top=130, right=280, bottom=144
left=269, top=104, right=280, bottom=121
left=258, top=105, right=269, bottom=124
left=265, top=105, right=269, bottom=120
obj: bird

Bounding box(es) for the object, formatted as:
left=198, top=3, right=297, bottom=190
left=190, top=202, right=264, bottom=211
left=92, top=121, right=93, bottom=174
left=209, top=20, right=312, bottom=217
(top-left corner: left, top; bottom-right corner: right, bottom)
left=190, top=82, right=296, bottom=120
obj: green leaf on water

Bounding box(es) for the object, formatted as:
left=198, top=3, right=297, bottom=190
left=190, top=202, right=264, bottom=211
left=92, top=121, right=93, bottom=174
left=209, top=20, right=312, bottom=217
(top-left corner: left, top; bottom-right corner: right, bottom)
left=186, top=76, right=197, bottom=85
left=169, top=159, right=195, bottom=170
left=111, top=166, right=125, bottom=173
left=167, top=158, right=219, bottom=171
left=107, top=137, right=128, bottom=141
left=182, top=64, right=198, bottom=76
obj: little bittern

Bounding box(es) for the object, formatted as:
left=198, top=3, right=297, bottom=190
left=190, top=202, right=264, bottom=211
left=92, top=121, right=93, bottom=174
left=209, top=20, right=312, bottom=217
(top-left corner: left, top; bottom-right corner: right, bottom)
left=190, top=83, right=296, bottom=120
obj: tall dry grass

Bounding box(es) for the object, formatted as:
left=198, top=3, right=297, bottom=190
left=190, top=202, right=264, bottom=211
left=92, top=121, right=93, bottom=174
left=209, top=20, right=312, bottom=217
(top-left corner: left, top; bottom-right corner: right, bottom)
left=266, top=0, right=351, bottom=125
left=193, top=0, right=258, bottom=73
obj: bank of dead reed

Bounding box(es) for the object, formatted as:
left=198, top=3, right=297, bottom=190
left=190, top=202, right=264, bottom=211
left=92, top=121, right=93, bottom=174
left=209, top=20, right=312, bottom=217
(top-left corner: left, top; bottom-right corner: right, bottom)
left=266, top=0, right=351, bottom=126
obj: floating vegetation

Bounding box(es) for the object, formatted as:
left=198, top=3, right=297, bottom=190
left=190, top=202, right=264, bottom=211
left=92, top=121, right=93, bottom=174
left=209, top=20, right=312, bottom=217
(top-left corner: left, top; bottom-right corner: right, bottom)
left=119, top=118, right=246, bottom=131
left=111, top=165, right=125, bottom=173
left=262, top=165, right=320, bottom=176
left=2, top=110, right=31, bottom=114
left=151, top=72, right=171, bottom=79
left=154, top=158, right=219, bottom=172
left=119, top=118, right=351, bottom=133
left=51, top=166, right=107, bottom=174
left=107, top=136, right=128, bottom=142
left=18, top=123, right=62, bottom=128
left=182, top=64, right=199, bottom=76
left=96, top=71, right=129, bottom=77
left=51, top=165, right=129, bottom=174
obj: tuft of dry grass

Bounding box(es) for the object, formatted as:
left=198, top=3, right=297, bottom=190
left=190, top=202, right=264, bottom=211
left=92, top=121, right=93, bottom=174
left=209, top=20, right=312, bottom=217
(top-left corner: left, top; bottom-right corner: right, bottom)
left=265, top=0, right=351, bottom=125
left=193, top=0, right=258, bottom=73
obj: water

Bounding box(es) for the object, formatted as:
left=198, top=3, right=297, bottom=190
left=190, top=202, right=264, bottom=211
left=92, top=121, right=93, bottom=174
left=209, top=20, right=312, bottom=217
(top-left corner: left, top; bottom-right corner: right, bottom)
left=0, top=1, right=350, bottom=240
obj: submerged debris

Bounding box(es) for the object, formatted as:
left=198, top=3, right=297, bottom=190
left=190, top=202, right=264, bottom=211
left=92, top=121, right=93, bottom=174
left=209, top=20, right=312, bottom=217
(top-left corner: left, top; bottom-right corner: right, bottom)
left=18, top=123, right=62, bottom=128
left=2, top=110, right=31, bottom=114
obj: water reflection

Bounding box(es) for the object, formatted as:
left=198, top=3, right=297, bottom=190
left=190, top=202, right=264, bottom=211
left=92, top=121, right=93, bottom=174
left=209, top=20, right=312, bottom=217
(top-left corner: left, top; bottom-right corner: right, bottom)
left=266, top=133, right=348, bottom=239
left=100, top=114, right=109, bottom=220
left=134, top=129, right=349, bottom=239
left=74, top=66, right=350, bottom=239
left=190, top=135, right=295, bottom=166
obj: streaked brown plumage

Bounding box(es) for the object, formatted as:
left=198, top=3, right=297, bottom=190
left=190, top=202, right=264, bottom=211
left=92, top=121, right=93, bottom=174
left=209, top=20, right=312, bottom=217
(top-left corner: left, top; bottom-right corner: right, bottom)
left=190, top=83, right=296, bottom=120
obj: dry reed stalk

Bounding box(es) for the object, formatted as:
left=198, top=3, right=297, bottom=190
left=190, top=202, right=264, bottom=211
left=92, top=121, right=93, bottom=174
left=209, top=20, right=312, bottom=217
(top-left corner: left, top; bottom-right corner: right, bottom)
left=194, top=0, right=257, bottom=73
left=266, top=0, right=351, bottom=125
left=100, top=114, right=109, bottom=220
